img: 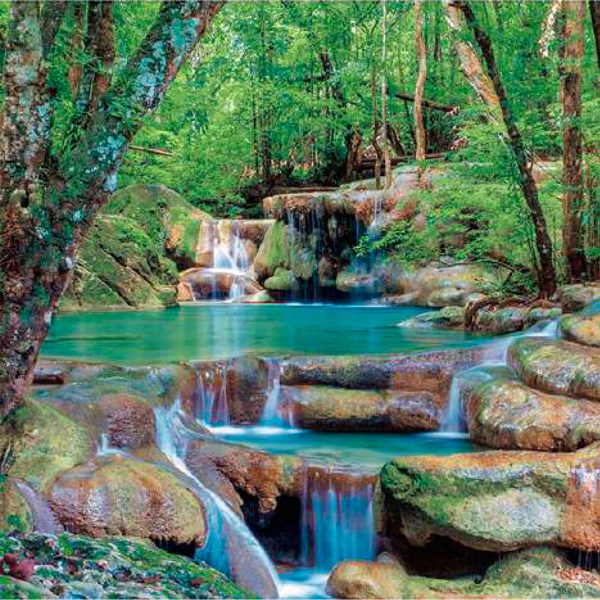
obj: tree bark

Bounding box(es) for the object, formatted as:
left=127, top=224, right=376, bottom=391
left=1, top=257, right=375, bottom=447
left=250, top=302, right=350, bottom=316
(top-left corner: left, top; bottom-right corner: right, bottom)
left=560, top=0, right=587, bottom=281
left=443, top=0, right=501, bottom=118
left=371, top=65, right=382, bottom=189
left=0, top=0, right=223, bottom=419
left=382, top=0, right=392, bottom=189
left=590, top=0, right=600, bottom=72
left=454, top=0, right=557, bottom=297
left=414, top=0, right=427, bottom=183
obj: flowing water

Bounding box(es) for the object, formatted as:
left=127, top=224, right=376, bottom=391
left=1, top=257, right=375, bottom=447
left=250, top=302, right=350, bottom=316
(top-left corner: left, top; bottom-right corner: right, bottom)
left=154, top=400, right=280, bottom=597
left=42, top=304, right=496, bottom=598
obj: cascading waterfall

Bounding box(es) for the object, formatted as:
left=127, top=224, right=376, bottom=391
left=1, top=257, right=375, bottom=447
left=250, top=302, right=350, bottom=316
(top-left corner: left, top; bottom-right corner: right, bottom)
left=154, top=399, right=280, bottom=598
left=299, top=468, right=377, bottom=571
left=260, top=359, right=295, bottom=428
left=194, top=363, right=230, bottom=426
left=442, top=317, right=560, bottom=432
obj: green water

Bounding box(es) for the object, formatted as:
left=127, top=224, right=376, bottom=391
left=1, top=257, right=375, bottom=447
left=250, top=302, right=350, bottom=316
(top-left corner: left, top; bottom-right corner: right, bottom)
left=44, top=303, right=490, bottom=364
left=214, top=427, right=476, bottom=472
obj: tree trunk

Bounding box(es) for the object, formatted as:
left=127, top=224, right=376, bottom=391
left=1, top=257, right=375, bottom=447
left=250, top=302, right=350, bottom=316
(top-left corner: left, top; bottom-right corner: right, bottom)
left=455, top=0, right=557, bottom=297
left=0, top=1, right=223, bottom=419
left=560, top=0, right=587, bottom=281
left=382, top=0, right=392, bottom=189
left=586, top=164, right=600, bottom=280
left=590, top=0, right=600, bottom=73
left=371, top=65, right=382, bottom=189
left=443, top=0, right=501, bottom=119
left=414, top=0, right=427, bottom=183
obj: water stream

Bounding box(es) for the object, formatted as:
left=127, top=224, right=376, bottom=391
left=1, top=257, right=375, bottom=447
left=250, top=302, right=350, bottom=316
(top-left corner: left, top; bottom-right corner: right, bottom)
left=154, top=400, right=280, bottom=598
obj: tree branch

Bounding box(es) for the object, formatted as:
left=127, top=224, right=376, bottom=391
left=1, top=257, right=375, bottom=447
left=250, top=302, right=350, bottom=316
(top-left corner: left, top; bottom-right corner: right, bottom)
left=395, top=92, right=459, bottom=114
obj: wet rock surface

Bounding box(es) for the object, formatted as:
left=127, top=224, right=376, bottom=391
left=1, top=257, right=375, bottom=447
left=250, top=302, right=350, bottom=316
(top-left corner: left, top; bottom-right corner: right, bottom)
left=508, top=338, right=600, bottom=402
left=463, top=368, right=600, bottom=451
left=327, top=547, right=600, bottom=599
left=0, top=532, right=250, bottom=599
left=281, top=386, right=440, bottom=432
left=380, top=443, right=600, bottom=552
left=560, top=284, right=600, bottom=313
left=561, top=313, right=600, bottom=347
left=49, top=456, right=207, bottom=546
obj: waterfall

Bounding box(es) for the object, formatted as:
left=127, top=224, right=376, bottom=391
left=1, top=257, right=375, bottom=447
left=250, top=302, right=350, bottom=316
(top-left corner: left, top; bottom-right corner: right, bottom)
left=442, top=318, right=560, bottom=432
left=194, top=364, right=230, bottom=426
left=154, top=399, right=280, bottom=598
left=259, top=359, right=293, bottom=428
left=299, top=468, right=377, bottom=571
left=14, top=481, right=62, bottom=535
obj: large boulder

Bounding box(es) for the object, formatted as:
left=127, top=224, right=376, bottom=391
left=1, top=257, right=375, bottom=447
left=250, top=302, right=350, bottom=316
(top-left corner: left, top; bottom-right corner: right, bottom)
left=383, top=264, right=492, bottom=308
left=184, top=437, right=303, bottom=517
left=281, top=346, right=504, bottom=401
left=179, top=268, right=262, bottom=301
left=327, top=547, right=600, bottom=599
left=463, top=369, right=600, bottom=451
left=508, top=338, right=600, bottom=401
left=253, top=221, right=290, bottom=281
left=0, top=400, right=91, bottom=492
left=98, top=393, right=156, bottom=450
left=561, top=313, right=600, bottom=348
left=49, top=457, right=206, bottom=547
left=0, top=532, right=249, bottom=599
left=397, top=306, right=465, bottom=330
left=380, top=443, right=600, bottom=552
left=559, top=284, right=600, bottom=313
left=281, top=385, right=440, bottom=432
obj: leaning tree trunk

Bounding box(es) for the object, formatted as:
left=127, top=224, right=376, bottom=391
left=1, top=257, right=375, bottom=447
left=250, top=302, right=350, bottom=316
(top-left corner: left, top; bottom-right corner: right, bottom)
left=414, top=0, right=427, bottom=184
left=0, top=0, right=223, bottom=419
left=560, top=0, right=587, bottom=281
left=590, top=0, right=600, bottom=73
left=454, top=0, right=557, bottom=297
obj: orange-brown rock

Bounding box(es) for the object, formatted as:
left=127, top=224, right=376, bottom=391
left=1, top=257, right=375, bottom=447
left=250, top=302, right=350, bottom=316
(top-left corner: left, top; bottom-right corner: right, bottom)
left=463, top=370, right=600, bottom=451
left=561, top=313, right=600, bottom=348
left=49, top=456, right=206, bottom=546
left=98, top=393, right=156, bottom=449
left=281, top=385, right=440, bottom=432
left=381, top=443, right=600, bottom=552
left=184, top=437, right=303, bottom=516
left=508, top=338, right=600, bottom=402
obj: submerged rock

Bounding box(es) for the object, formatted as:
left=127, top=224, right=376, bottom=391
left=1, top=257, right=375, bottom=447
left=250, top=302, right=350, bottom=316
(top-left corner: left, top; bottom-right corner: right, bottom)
left=380, top=443, right=600, bottom=552
left=49, top=456, right=207, bottom=547
left=327, top=547, right=600, bottom=599
left=397, top=306, right=465, bottom=330
left=0, top=532, right=250, bottom=598
left=508, top=338, right=600, bottom=402
left=281, top=386, right=440, bottom=432
left=463, top=369, right=600, bottom=451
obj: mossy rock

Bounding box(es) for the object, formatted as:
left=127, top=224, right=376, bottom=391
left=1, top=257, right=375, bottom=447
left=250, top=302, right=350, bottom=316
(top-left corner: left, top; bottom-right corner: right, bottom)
left=0, top=531, right=252, bottom=598
left=398, top=306, right=465, bottom=330
left=63, top=184, right=209, bottom=311
left=561, top=313, right=600, bottom=348
left=327, top=547, right=600, bottom=599
left=380, top=443, right=600, bottom=552
left=253, top=220, right=289, bottom=281
left=0, top=400, right=91, bottom=492
left=0, top=478, right=33, bottom=534
left=264, top=267, right=297, bottom=292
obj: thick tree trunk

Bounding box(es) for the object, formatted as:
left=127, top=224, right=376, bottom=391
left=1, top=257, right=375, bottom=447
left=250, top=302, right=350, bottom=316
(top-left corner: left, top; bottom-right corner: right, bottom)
left=414, top=0, right=427, bottom=183
left=0, top=0, right=223, bottom=419
left=455, top=0, right=557, bottom=297
left=560, top=0, right=587, bottom=281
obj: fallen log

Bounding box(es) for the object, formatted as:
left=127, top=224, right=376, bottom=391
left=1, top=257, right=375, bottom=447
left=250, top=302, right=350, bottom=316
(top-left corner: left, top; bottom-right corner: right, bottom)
left=395, top=92, right=459, bottom=114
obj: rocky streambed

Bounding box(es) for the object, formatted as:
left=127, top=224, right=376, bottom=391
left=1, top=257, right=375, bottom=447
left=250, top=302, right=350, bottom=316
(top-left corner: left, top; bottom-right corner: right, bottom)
left=2, top=304, right=600, bottom=598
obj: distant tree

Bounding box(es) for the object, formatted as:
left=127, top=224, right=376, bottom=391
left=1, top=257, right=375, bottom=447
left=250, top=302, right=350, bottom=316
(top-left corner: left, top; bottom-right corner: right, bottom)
left=559, top=0, right=587, bottom=281
left=452, top=0, right=558, bottom=297
left=414, top=0, right=427, bottom=183
left=0, top=0, right=223, bottom=418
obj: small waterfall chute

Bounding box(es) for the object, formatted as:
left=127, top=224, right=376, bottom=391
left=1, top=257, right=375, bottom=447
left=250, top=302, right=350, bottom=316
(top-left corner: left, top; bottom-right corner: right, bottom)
left=154, top=399, right=280, bottom=598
